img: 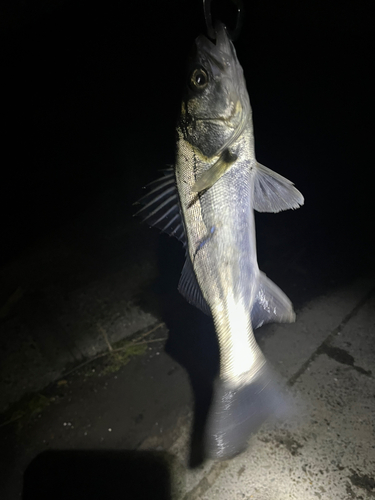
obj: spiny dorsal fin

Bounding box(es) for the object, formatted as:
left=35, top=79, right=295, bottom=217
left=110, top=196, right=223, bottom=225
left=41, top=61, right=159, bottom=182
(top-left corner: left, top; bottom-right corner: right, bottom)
left=134, top=168, right=186, bottom=245
left=253, top=162, right=304, bottom=213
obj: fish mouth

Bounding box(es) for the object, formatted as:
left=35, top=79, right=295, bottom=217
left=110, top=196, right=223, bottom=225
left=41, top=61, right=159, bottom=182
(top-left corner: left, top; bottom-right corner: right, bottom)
left=195, top=99, right=243, bottom=127
left=196, top=103, right=247, bottom=156
left=194, top=24, right=250, bottom=155
left=196, top=22, right=234, bottom=64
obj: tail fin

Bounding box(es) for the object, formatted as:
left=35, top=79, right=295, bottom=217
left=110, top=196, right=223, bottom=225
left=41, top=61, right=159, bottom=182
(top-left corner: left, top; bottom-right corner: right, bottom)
left=205, top=363, right=285, bottom=460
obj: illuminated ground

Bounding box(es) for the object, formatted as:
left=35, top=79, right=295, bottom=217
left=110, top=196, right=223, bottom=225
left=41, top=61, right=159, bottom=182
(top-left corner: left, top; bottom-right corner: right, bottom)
left=1, top=232, right=374, bottom=499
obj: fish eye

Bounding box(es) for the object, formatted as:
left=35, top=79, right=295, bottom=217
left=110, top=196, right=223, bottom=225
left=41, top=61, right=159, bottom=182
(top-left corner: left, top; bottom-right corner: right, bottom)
left=189, top=68, right=209, bottom=92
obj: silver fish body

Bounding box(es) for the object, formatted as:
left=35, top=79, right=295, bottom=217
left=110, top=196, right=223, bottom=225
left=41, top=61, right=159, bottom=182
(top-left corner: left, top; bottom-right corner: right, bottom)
left=136, top=24, right=303, bottom=460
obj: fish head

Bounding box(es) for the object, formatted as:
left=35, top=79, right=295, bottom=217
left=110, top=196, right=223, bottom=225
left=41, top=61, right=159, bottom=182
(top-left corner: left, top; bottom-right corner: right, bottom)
left=180, top=23, right=251, bottom=158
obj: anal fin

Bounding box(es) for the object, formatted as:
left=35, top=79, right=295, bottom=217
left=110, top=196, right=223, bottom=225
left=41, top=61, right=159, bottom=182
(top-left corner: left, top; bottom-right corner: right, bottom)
left=251, top=272, right=296, bottom=329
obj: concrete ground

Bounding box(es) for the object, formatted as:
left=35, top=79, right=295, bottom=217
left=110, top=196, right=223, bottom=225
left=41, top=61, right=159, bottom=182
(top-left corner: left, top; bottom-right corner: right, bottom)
left=1, top=215, right=374, bottom=499
left=1, top=142, right=374, bottom=500
left=1, top=112, right=374, bottom=500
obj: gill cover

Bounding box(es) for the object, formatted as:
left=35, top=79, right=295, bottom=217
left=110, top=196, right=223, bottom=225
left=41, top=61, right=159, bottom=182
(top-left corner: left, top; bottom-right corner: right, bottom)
left=181, top=23, right=251, bottom=158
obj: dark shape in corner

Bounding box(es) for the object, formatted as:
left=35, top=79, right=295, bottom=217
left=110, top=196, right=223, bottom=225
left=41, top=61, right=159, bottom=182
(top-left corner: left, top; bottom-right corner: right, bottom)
left=23, top=450, right=172, bottom=500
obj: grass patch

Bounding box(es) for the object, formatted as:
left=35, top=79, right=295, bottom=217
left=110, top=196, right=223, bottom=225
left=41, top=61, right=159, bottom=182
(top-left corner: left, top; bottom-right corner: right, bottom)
left=101, top=343, right=147, bottom=375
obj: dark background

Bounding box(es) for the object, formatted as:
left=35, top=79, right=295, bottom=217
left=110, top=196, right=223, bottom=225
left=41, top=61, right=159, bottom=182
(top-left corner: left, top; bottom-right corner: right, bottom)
left=1, top=0, right=374, bottom=286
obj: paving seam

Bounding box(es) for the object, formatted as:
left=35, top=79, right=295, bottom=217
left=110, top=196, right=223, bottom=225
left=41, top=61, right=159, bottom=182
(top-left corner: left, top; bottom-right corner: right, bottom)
left=288, top=285, right=375, bottom=387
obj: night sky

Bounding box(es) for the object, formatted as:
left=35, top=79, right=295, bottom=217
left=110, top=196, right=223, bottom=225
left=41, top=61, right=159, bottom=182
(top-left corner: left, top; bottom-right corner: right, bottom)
left=1, top=0, right=374, bottom=284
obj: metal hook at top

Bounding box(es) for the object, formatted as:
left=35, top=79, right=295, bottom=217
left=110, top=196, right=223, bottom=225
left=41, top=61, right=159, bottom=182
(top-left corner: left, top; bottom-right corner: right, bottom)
left=203, top=0, right=244, bottom=41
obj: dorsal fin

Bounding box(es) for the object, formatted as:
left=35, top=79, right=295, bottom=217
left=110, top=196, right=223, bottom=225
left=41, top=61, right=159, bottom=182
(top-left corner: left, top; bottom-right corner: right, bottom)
left=134, top=168, right=186, bottom=245
left=178, top=256, right=211, bottom=315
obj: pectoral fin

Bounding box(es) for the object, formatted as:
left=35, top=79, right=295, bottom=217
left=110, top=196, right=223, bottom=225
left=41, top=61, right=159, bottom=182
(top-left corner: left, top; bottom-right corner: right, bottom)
left=192, top=150, right=237, bottom=192
left=253, top=162, right=304, bottom=213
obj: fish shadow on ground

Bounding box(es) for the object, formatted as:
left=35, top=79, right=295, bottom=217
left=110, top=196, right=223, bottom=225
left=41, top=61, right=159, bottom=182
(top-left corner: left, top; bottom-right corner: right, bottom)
left=23, top=449, right=172, bottom=500
left=164, top=298, right=219, bottom=467
left=140, top=237, right=220, bottom=467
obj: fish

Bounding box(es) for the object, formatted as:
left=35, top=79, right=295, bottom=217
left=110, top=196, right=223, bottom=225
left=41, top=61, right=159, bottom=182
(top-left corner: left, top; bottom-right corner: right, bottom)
left=135, top=22, right=303, bottom=460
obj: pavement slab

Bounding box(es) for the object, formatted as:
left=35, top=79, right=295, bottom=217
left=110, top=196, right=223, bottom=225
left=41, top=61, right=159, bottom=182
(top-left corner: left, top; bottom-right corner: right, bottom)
left=166, top=278, right=375, bottom=500
left=1, top=277, right=374, bottom=499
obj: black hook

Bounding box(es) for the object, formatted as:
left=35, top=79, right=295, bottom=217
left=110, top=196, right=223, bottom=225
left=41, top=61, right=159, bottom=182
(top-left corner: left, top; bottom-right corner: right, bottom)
left=203, top=0, right=244, bottom=41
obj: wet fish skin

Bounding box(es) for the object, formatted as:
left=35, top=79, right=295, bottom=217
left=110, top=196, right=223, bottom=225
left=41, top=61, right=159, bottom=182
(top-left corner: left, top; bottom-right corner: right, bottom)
left=176, top=24, right=303, bottom=460
left=136, top=23, right=303, bottom=460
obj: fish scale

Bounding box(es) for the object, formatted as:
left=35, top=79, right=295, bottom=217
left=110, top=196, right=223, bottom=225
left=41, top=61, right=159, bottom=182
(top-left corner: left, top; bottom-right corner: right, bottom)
left=176, top=120, right=268, bottom=436
left=136, top=22, right=303, bottom=460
